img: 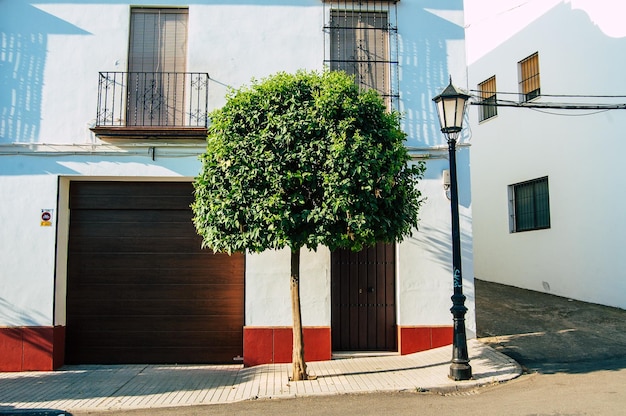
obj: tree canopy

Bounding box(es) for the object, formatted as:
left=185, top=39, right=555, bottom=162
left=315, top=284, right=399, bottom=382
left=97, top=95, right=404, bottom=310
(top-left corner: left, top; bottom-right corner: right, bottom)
left=192, top=70, right=425, bottom=254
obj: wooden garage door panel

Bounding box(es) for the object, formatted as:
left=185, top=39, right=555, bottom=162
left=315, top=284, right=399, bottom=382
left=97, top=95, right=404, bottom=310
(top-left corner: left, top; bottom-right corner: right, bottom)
left=69, top=252, right=236, bottom=269
left=69, top=182, right=194, bottom=210
left=68, top=283, right=243, bottom=301
left=71, top=195, right=192, bottom=210
left=67, top=296, right=244, bottom=315
left=67, top=267, right=243, bottom=286
left=68, top=221, right=198, bottom=238
left=69, top=236, right=207, bottom=254
left=66, top=181, right=244, bottom=365
left=69, top=209, right=193, bottom=223
left=66, top=296, right=245, bottom=315
left=68, top=315, right=244, bottom=333
left=74, top=330, right=241, bottom=348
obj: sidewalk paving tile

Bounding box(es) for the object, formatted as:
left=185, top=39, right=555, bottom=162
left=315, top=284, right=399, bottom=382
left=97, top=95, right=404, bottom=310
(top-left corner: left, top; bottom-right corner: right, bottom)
left=0, top=340, right=521, bottom=413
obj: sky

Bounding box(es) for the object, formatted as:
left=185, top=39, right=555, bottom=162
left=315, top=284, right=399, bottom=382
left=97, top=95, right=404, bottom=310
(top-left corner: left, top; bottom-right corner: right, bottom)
left=464, top=0, right=626, bottom=64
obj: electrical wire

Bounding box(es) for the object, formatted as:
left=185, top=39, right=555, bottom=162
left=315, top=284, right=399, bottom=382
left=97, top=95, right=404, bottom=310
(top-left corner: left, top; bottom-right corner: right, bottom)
left=528, top=108, right=611, bottom=116
left=469, top=94, right=626, bottom=111
left=469, top=89, right=626, bottom=99
left=469, top=87, right=626, bottom=112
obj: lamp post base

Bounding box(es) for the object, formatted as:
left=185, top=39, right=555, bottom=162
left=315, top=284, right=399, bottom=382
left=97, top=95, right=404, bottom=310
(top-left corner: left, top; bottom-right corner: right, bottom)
left=449, top=362, right=472, bottom=381
left=450, top=292, right=472, bottom=381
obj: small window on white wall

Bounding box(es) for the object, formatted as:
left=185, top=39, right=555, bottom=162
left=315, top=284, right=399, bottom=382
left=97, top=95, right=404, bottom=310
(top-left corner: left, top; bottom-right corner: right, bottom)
left=509, top=177, right=550, bottom=232
left=519, top=52, right=540, bottom=102
left=478, top=76, right=497, bottom=122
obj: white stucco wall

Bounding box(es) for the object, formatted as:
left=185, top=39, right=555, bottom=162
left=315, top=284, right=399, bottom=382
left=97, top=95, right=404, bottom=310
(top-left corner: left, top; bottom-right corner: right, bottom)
left=245, top=247, right=331, bottom=327
left=188, top=3, right=324, bottom=110
left=1, top=0, right=474, bottom=336
left=0, top=173, right=58, bottom=326
left=466, top=0, right=626, bottom=309
left=398, top=156, right=475, bottom=337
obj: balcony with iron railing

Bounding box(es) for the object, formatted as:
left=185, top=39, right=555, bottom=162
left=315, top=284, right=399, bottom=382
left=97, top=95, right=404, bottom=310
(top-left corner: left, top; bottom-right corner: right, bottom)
left=90, top=72, right=209, bottom=140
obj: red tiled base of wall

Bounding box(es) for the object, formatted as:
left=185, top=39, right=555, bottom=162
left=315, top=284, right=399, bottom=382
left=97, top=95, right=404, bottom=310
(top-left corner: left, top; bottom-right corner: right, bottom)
left=398, top=326, right=453, bottom=355
left=0, top=326, right=65, bottom=371
left=244, top=326, right=452, bottom=366
left=243, top=326, right=331, bottom=367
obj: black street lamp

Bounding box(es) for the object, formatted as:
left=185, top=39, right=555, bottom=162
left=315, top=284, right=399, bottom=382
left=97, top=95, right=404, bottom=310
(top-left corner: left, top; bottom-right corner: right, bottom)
left=432, top=77, right=473, bottom=381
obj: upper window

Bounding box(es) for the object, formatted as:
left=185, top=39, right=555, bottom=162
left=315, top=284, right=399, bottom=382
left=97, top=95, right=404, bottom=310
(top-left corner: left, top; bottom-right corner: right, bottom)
left=324, top=1, right=399, bottom=110
left=478, top=76, right=497, bottom=122
left=519, top=52, right=540, bottom=102
left=509, top=177, right=551, bottom=233
left=128, top=8, right=189, bottom=126
left=93, top=7, right=208, bottom=138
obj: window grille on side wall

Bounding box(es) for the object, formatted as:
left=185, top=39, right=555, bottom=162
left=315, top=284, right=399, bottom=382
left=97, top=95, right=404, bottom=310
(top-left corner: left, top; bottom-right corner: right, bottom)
left=509, top=176, right=551, bottom=233
left=478, top=76, right=498, bottom=122
left=519, top=52, right=540, bottom=102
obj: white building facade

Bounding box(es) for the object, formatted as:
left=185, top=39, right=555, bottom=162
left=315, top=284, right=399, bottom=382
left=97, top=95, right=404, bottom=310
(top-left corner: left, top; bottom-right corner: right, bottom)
left=466, top=0, right=626, bottom=309
left=0, top=0, right=473, bottom=371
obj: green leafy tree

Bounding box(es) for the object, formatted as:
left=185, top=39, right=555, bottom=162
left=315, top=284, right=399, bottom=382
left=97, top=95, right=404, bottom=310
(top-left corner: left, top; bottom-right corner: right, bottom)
left=192, top=70, right=424, bottom=381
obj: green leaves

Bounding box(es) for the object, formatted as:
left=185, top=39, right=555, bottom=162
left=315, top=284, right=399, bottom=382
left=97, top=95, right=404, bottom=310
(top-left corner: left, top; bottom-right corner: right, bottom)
left=192, top=70, right=424, bottom=254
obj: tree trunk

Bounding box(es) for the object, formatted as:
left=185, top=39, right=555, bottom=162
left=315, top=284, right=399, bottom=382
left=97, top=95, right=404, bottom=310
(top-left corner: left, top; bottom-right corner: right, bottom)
left=290, top=248, right=308, bottom=381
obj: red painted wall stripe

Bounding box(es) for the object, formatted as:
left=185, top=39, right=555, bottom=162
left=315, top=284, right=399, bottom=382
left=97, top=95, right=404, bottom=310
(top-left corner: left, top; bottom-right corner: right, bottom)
left=0, top=326, right=65, bottom=372
left=243, top=327, right=332, bottom=367
left=398, top=326, right=452, bottom=355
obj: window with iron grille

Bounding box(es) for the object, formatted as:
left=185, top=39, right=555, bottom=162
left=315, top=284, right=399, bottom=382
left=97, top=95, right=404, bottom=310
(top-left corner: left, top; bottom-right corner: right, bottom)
left=478, top=76, right=497, bottom=122
left=519, top=52, right=540, bottom=102
left=509, top=177, right=550, bottom=232
left=324, top=1, right=399, bottom=110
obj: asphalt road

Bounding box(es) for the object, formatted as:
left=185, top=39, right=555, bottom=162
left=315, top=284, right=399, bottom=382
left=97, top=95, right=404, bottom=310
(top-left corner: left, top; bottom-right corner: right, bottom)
left=475, top=278, right=626, bottom=374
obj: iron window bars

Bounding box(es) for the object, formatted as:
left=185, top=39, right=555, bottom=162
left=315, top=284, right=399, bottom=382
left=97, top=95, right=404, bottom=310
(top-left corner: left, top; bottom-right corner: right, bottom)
left=323, top=1, right=400, bottom=111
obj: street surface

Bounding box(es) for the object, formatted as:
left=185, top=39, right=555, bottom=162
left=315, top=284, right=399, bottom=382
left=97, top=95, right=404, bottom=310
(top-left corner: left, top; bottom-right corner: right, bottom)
left=475, top=279, right=626, bottom=374
left=71, top=280, right=626, bottom=416
left=7, top=279, right=625, bottom=416
left=71, top=368, right=626, bottom=416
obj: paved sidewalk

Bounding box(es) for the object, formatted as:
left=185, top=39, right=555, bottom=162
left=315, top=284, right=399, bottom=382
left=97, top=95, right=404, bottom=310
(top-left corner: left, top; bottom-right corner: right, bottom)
left=0, top=340, right=520, bottom=413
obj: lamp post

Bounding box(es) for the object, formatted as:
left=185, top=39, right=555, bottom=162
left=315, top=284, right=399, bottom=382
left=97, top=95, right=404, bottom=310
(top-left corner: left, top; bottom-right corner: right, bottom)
left=432, top=77, right=472, bottom=381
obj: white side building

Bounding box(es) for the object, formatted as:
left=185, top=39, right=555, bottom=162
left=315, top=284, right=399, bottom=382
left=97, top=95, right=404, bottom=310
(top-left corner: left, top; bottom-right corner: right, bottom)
left=0, top=0, right=473, bottom=371
left=465, top=0, right=626, bottom=309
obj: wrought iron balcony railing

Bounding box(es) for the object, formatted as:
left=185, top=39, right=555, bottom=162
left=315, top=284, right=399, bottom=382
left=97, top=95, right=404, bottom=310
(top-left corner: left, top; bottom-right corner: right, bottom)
left=93, top=72, right=209, bottom=138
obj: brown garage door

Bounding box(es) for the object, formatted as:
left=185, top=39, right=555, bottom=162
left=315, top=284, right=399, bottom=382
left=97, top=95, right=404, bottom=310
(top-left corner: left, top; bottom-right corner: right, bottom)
left=65, top=181, right=244, bottom=364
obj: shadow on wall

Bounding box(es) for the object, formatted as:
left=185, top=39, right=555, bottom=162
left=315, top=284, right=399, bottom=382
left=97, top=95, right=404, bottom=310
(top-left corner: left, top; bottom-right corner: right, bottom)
left=1, top=0, right=467, bottom=146
left=454, top=146, right=472, bottom=209
left=420, top=148, right=471, bottom=209
left=0, top=297, right=49, bottom=327
left=398, top=0, right=466, bottom=148
left=411, top=155, right=472, bottom=271
left=407, top=221, right=473, bottom=273
left=0, top=0, right=90, bottom=143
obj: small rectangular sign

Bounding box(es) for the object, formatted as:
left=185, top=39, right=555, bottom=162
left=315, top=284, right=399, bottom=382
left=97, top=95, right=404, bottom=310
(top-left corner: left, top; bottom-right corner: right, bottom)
left=41, top=209, right=54, bottom=226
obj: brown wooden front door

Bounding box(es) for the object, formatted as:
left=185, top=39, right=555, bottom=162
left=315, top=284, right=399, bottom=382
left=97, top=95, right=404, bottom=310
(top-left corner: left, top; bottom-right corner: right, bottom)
left=65, top=181, right=244, bottom=364
left=331, top=242, right=396, bottom=351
